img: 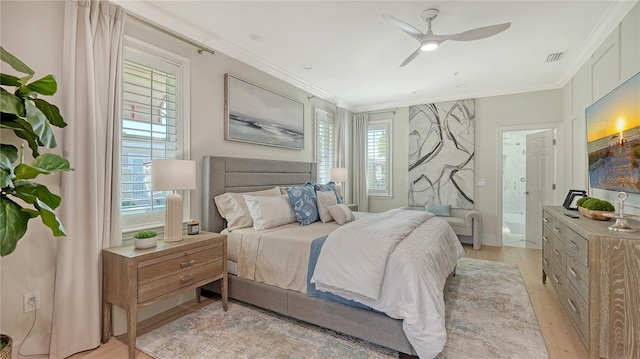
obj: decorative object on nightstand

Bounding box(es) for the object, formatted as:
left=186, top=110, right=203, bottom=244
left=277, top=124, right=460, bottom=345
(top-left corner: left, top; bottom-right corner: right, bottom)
left=133, top=230, right=157, bottom=249
left=151, top=159, right=196, bottom=242
left=330, top=167, right=347, bottom=201
left=102, top=232, right=228, bottom=359
left=187, top=220, right=200, bottom=235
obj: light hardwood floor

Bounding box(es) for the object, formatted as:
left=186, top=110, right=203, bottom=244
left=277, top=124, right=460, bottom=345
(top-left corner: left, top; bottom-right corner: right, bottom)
left=72, top=244, right=587, bottom=359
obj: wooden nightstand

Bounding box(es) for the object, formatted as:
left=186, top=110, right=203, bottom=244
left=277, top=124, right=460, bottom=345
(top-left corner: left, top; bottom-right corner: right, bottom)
left=347, top=203, right=359, bottom=211
left=102, top=232, right=227, bottom=359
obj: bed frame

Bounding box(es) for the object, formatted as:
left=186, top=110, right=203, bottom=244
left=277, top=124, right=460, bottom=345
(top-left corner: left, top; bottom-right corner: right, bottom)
left=201, top=156, right=422, bottom=358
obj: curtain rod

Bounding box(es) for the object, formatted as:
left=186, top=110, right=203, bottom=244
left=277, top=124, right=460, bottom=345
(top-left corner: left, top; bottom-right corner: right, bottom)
left=368, top=109, right=396, bottom=115
left=127, top=13, right=216, bottom=56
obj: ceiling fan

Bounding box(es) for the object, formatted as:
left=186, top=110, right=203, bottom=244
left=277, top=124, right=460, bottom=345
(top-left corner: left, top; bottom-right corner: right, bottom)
left=382, top=8, right=511, bottom=67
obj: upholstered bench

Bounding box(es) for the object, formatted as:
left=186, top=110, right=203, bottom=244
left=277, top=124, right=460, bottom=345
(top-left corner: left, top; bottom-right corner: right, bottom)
left=401, top=206, right=482, bottom=250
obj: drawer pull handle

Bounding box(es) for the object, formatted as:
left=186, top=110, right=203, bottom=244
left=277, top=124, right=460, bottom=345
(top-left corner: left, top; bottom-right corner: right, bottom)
left=552, top=275, right=560, bottom=284
left=542, top=236, right=548, bottom=243
left=543, top=218, right=549, bottom=223
left=553, top=226, right=561, bottom=233
left=568, top=266, right=578, bottom=278
left=543, top=258, right=549, bottom=266
left=553, top=248, right=560, bottom=255
left=180, top=275, right=194, bottom=283
left=567, top=298, right=578, bottom=313
left=569, top=240, right=579, bottom=249
left=181, top=260, right=195, bottom=268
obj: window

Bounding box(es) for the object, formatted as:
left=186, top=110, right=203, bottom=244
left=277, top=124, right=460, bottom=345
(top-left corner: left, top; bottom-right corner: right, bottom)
left=367, top=120, right=392, bottom=196
left=315, top=109, right=335, bottom=184
left=121, top=38, right=190, bottom=230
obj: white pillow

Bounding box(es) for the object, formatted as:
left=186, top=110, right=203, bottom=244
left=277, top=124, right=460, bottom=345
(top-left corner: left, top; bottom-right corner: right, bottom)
left=214, top=186, right=281, bottom=231
left=327, top=204, right=355, bottom=225
left=316, top=190, right=337, bottom=223
left=243, top=194, right=296, bottom=230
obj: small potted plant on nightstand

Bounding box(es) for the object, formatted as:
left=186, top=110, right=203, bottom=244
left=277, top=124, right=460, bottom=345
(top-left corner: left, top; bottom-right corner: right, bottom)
left=133, top=230, right=158, bottom=249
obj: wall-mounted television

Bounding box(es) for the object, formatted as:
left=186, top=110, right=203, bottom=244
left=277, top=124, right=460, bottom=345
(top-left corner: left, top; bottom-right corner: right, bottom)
left=585, top=72, right=640, bottom=194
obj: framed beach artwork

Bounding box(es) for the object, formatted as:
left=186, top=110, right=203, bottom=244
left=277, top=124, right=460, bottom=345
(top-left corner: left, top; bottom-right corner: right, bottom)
left=224, top=74, right=304, bottom=150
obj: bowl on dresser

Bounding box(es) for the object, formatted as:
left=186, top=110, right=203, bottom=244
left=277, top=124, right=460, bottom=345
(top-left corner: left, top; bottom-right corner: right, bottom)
left=577, top=207, right=612, bottom=221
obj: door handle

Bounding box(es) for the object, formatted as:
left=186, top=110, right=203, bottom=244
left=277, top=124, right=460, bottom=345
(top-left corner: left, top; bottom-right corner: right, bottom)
left=524, top=191, right=530, bottom=195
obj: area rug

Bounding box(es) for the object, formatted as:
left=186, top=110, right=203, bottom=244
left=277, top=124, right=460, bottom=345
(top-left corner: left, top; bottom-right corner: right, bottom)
left=137, top=258, right=548, bottom=359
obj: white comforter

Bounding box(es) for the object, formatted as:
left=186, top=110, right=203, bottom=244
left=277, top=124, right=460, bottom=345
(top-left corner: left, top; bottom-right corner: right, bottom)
left=311, top=209, right=464, bottom=359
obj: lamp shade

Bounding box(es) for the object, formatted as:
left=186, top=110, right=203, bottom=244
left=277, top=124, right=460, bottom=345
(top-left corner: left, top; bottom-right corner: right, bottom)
left=151, top=159, right=196, bottom=191
left=330, top=167, right=347, bottom=183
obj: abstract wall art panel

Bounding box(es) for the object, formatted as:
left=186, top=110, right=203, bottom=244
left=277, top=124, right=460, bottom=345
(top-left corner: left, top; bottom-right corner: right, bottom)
left=408, top=100, right=475, bottom=209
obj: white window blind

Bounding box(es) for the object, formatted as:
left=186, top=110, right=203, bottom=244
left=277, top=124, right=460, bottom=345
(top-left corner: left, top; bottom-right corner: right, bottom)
left=315, top=109, right=335, bottom=183
left=367, top=120, right=391, bottom=195
left=121, top=41, right=189, bottom=230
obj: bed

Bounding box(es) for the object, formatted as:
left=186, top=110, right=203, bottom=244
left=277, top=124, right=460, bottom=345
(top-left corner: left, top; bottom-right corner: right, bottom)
left=201, top=156, right=462, bottom=359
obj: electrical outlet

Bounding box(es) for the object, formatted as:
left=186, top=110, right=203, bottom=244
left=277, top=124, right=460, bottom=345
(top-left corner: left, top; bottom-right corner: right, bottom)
left=23, top=291, right=41, bottom=313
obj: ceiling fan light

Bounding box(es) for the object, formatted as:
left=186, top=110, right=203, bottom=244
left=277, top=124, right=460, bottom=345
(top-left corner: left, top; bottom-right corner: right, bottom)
left=420, top=41, right=439, bottom=51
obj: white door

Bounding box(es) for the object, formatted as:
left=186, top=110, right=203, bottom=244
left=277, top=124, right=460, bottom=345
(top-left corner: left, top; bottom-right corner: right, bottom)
left=525, top=130, right=555, bottom=246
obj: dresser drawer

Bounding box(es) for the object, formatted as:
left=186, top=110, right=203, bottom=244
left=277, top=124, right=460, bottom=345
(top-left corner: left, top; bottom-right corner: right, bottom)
left=138, top=259, right=223, bottom=303
left=547, top=253, right=567, bottom=297
left=138, top=242, right=223, bottom=285
left=543, top=212, right=568, bottom=246
left=565, top=229, right=588, bottom=267
left=546, top=228, right=567, bottom=272
left=566, top=257, right=589, bottom=303
left=562, top=283, right=589, bottom=344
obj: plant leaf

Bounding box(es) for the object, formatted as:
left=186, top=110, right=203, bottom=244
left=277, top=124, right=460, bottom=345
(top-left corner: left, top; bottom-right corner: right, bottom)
left=34, top=198, right=66, bottom=236
left=26, top=74, right=57, bottom=96
left=0, top=152, right=15, bottom=189
left=0, top=197, right=30, bottom=256
left=13, top=181, right=62, bottom=209
left=0, top=144, right=18, bottom=163
left=0, top=46, right=34, bottom=75
left=0, top=91, right=26, bottom=116
left=31, top=153, right=72, bottom=172
left=33, top=99, right=66, bottom=128
left=14, top=163, right=50, bottom=180
left=0, top=73, right=21, bottom=87
left=2, top=118, right=41, bottom=157
left=24, top=100, right=57, bottom=149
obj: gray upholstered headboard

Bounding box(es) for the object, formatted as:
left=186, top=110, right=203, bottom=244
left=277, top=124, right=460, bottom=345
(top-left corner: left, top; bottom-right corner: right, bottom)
left=202, top=156, right=317, bottom=233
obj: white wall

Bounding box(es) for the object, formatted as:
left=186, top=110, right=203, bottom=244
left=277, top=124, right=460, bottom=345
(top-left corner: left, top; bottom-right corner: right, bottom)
left=0, top=1, right=65, bottom=354
left=562, top=2, right=640, bottom=216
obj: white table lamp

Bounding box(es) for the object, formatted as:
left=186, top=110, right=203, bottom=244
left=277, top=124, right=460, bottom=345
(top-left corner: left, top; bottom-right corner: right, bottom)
left=330, top=167, right=347, bottom=200
left=151, top=159, right=196, bottom=242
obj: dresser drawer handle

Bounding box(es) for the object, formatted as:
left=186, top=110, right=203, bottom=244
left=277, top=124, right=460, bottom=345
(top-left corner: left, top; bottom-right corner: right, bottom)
left=553, top=248, right=560, bottom=255
left=569, top=240, right=579, bottom=249
left=567, top=298, right=578, bottom=313
left=181, top=260, right=195, bottom=268
left=180, top=275, right=194, bottom=283
left=552, top=275, right=560, bottom=284
left=568, top=266, right=579, bottom=278
left=543, top=258, right=549, bottom=266
left=542, top=236, right=548, bottom=243
left=543, top=218, right=549, bottom=223
left=553, top=226, right=561, bottom=233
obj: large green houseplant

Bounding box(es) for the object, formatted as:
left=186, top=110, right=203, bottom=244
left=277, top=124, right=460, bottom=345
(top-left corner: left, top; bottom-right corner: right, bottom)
left=0, top=46, right=72, bottom=258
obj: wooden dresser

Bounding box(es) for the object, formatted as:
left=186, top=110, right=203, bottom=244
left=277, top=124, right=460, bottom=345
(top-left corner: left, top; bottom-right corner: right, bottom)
left=542, top=206, right=640, bottom=359
left=102, top=232, right=227, bottom=359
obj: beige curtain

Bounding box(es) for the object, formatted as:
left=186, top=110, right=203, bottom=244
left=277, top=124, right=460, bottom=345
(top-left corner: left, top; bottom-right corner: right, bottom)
left=335, top=106, right=350, bottom=201
left=352, top=113, right=368, bottom=212
left=50, top=1, right=125, bottom=357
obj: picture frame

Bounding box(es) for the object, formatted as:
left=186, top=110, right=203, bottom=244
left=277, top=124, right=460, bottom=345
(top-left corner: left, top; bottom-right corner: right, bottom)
left=562, top=189, right=587, bottom=210
left=224, top=73, right=304, bottom=150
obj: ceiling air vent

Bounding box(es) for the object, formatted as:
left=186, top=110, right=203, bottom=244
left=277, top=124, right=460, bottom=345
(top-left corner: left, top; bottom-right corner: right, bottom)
left=545, top=52, right=564, bottom=63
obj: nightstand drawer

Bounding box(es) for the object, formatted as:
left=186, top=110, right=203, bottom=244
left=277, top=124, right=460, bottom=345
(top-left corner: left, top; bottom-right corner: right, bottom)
left=138, top=259, right=223, bottom=303
left=138, top=242, right=223, bottom=285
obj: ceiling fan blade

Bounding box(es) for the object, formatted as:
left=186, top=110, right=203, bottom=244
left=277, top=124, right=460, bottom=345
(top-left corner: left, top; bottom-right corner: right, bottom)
left=400, top=47, right=423, bottom=67
left=448, top=22, right=511, bottom=41
left=382, top=13, right=424, bottom=41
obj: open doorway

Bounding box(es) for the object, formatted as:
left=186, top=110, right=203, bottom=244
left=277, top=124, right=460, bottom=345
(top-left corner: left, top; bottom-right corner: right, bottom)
left=499, top=125, right=560, bottom=249
left=501, top=130, right=542, bottom=248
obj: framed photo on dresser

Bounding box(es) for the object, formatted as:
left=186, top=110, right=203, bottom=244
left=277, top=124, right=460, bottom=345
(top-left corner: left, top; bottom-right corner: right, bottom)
left=562, top=189, right=587, bottom=210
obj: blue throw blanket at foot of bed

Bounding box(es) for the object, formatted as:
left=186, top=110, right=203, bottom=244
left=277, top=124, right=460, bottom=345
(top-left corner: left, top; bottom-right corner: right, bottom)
left=307, top=236, right=379, bottom=312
